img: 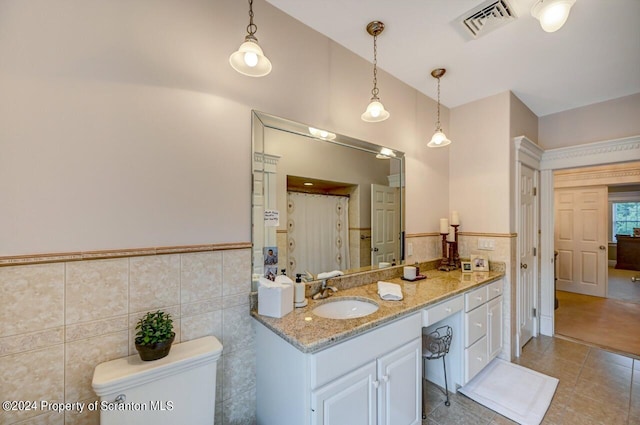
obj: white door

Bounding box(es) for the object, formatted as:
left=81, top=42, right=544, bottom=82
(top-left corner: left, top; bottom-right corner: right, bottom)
left=371, top=184, right=400, bottom=266
left=555, top=187, right=608, bottom=297
left=487, top=296, right=503, bottom=360
left=311, top=361, right=377, bottom=425
left=519, top=164, right=537, bottom=348
left=377, top=339, right=421, bottom=425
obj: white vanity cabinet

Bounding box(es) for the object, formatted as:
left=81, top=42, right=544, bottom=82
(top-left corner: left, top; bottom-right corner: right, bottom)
left=256, top=312, right=422, bottom=425
left=311, top=337, right=421, bottom=425
left=463, top=279, right=503, bottom=384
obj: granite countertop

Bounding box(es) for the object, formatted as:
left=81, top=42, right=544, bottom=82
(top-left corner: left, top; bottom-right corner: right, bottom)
left=251, top=269, right=504, bottom=354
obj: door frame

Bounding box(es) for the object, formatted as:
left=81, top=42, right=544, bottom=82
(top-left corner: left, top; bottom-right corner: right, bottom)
left=514, top=136, right=543, bottom=357
left=537, top=135, right=640, bottom=337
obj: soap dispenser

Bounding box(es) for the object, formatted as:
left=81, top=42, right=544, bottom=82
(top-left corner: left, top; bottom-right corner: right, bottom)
left=294, top=274, right=308, bottom=308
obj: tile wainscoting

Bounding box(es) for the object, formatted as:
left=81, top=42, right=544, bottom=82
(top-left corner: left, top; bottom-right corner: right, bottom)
left=0, top=244, right=255, bottom=425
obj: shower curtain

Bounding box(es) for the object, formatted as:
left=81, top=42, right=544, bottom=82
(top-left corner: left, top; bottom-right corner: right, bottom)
left=287, top=192, right=350, bottom=277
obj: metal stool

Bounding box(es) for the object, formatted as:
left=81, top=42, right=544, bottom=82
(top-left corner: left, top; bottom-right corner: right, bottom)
left=422, top=325, right=453, bottom=418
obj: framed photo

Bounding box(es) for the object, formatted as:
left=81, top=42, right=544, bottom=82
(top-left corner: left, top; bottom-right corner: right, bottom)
left=470, top=254, right=489, bottom=272
left=263, top=246, right=279, bottom=280
left=634, top=228, right=640, bottom=237
left=461, top=261, right=473, bottom=273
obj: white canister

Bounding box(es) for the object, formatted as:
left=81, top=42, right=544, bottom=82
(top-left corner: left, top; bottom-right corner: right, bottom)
left=403, top=266, right=417, bottom=280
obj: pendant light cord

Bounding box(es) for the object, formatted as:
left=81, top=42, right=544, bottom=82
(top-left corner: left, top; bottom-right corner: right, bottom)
left=371, top=34, right=379, bottom=100
left=247, top=0, right=257, bottom=38
left=435, top=76, right=441, bottom=132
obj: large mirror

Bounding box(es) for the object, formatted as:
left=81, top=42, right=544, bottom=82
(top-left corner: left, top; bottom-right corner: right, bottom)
left=252, top=111, right=404, bottom=282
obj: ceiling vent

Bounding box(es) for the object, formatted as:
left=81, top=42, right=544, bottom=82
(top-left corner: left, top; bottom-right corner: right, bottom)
left=459, top=0, right=517, bottom=39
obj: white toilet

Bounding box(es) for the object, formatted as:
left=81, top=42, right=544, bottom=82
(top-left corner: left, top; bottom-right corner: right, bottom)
left=92, top=336, right=222, bottom=425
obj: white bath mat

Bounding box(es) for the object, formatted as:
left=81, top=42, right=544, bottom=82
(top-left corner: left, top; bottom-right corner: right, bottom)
left=458, top=358, right=558, bottom=425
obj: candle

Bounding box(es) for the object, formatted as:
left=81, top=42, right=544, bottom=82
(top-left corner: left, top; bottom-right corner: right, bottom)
left=440, top=218, right=449, bottom=234
left=451, top=210, right=459, bottom=226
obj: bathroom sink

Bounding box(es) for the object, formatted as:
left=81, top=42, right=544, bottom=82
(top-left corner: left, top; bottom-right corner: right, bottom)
left=312, top=298, right=379, bottom=319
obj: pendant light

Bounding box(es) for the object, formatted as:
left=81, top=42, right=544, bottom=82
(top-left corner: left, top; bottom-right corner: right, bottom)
left=229, top=0, right=272, bottom=77
left=361, top=21, right=390, bottom=122
left=427, top=68, right=451, bottom=148
left=531, top=0, right=576, bottom=33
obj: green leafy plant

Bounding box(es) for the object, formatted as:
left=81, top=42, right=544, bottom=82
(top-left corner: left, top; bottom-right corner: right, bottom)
left=135, top=310, right=174, bottom=346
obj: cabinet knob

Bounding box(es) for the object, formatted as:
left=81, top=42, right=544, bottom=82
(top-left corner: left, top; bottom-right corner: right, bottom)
left=382, top=375, right=389, bottom=382
left=372, top=380, right=379, bottom=389
left=445, top=308, right=452, bottom=313
left=476, top=356, right=483, bottom=361
left=475, top=322, right=483, bottom=328
left=476, top=296, right=482, bottom=301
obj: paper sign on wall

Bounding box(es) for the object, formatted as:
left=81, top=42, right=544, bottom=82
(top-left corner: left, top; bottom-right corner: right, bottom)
left=264, top=210, right=279, bottom=227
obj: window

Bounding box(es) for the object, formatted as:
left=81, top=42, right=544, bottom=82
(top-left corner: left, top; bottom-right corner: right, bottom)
left=612, top=202, right=640, bottom=242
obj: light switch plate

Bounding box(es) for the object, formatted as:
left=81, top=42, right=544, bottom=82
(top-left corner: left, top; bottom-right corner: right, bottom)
left=478, top=238, right=495, bottom=250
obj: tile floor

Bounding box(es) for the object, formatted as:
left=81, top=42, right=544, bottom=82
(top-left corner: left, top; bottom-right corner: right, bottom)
left=422, top=335, right=640, bottom=425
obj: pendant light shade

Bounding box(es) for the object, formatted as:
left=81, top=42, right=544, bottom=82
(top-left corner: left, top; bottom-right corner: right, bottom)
left=362, top=100, right=390, bottom=122
left=428, top=131, right=451, bottom=148
left=229, top=0, right=272, bottom=77
left=531, top=0, right=576, bottom=33
left=427, top=68, right=451, bottom=148
left=361, top=21, right=390, bottom=123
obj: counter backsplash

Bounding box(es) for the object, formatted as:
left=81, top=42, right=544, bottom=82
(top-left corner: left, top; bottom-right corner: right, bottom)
left=250, top=259, right=506, bottom=310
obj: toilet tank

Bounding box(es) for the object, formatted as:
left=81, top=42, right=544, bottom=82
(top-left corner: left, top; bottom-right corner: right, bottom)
left=92, top=336, right=222, bottom=425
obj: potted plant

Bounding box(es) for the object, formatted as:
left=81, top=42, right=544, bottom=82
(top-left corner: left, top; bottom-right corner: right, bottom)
left=135, top=310, right=175, bottom=361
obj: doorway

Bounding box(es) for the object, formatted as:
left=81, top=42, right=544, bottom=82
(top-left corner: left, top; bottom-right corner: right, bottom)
left=536, top=135, right=640, bottom=340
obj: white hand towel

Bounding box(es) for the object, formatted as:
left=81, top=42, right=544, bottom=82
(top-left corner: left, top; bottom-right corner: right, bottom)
left=377, top=281, right=403, bottom=301
left=317, top=270, right=344, bottom=280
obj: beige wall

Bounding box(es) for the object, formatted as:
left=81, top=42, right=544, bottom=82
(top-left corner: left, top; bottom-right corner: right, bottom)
left=449, top=91, right=511, bottom=233
left=539, top=92, right=640, bottom=149
left=510, top=92, right=539, bottom=142
left=0, top=0, right=448, bottom=257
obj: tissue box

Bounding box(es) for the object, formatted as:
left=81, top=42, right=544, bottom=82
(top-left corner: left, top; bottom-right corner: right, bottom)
left=258, top=284, right=293, bottom=318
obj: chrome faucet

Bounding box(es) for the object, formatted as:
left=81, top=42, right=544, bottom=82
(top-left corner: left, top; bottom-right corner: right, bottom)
left=312, top=279, right=338, bottom=300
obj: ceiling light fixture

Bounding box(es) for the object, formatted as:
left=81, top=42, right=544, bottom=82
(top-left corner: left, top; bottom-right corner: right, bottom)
left=229, top=0, right=272, bottom=77
left=308, top=127, right=336, bottom=140
left=531, top=0, right=576, bottom=33
left=361, top=21, right=390, bottom=122
left=427, top=68, right=452, bottom=148
left=376, top=147, right=396, bottom=159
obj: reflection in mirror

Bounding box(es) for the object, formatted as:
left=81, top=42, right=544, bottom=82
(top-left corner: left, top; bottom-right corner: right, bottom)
left=252, top=111, right=404, bottom=283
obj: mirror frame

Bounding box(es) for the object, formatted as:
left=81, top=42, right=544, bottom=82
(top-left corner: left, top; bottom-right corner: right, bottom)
left=251, top=110, right=405, bottom=283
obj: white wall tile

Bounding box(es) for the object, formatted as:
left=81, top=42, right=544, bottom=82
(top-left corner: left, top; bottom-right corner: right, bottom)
left=0, top=264, right=64, bottom=337
left=181, top=252, right=222, bottom=303
left=129, top=255, right=180, bottom=313
left=65, top=259, right=128, bottom=325
left=0, top=345, right=64, bottom=424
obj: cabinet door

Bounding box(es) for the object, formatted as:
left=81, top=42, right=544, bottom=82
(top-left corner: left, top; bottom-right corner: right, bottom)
left=377, top=338, right=421, bottom=425
left=487, top=295, right=503, bottom=360
left=311, top=361, right=377, bottom=425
